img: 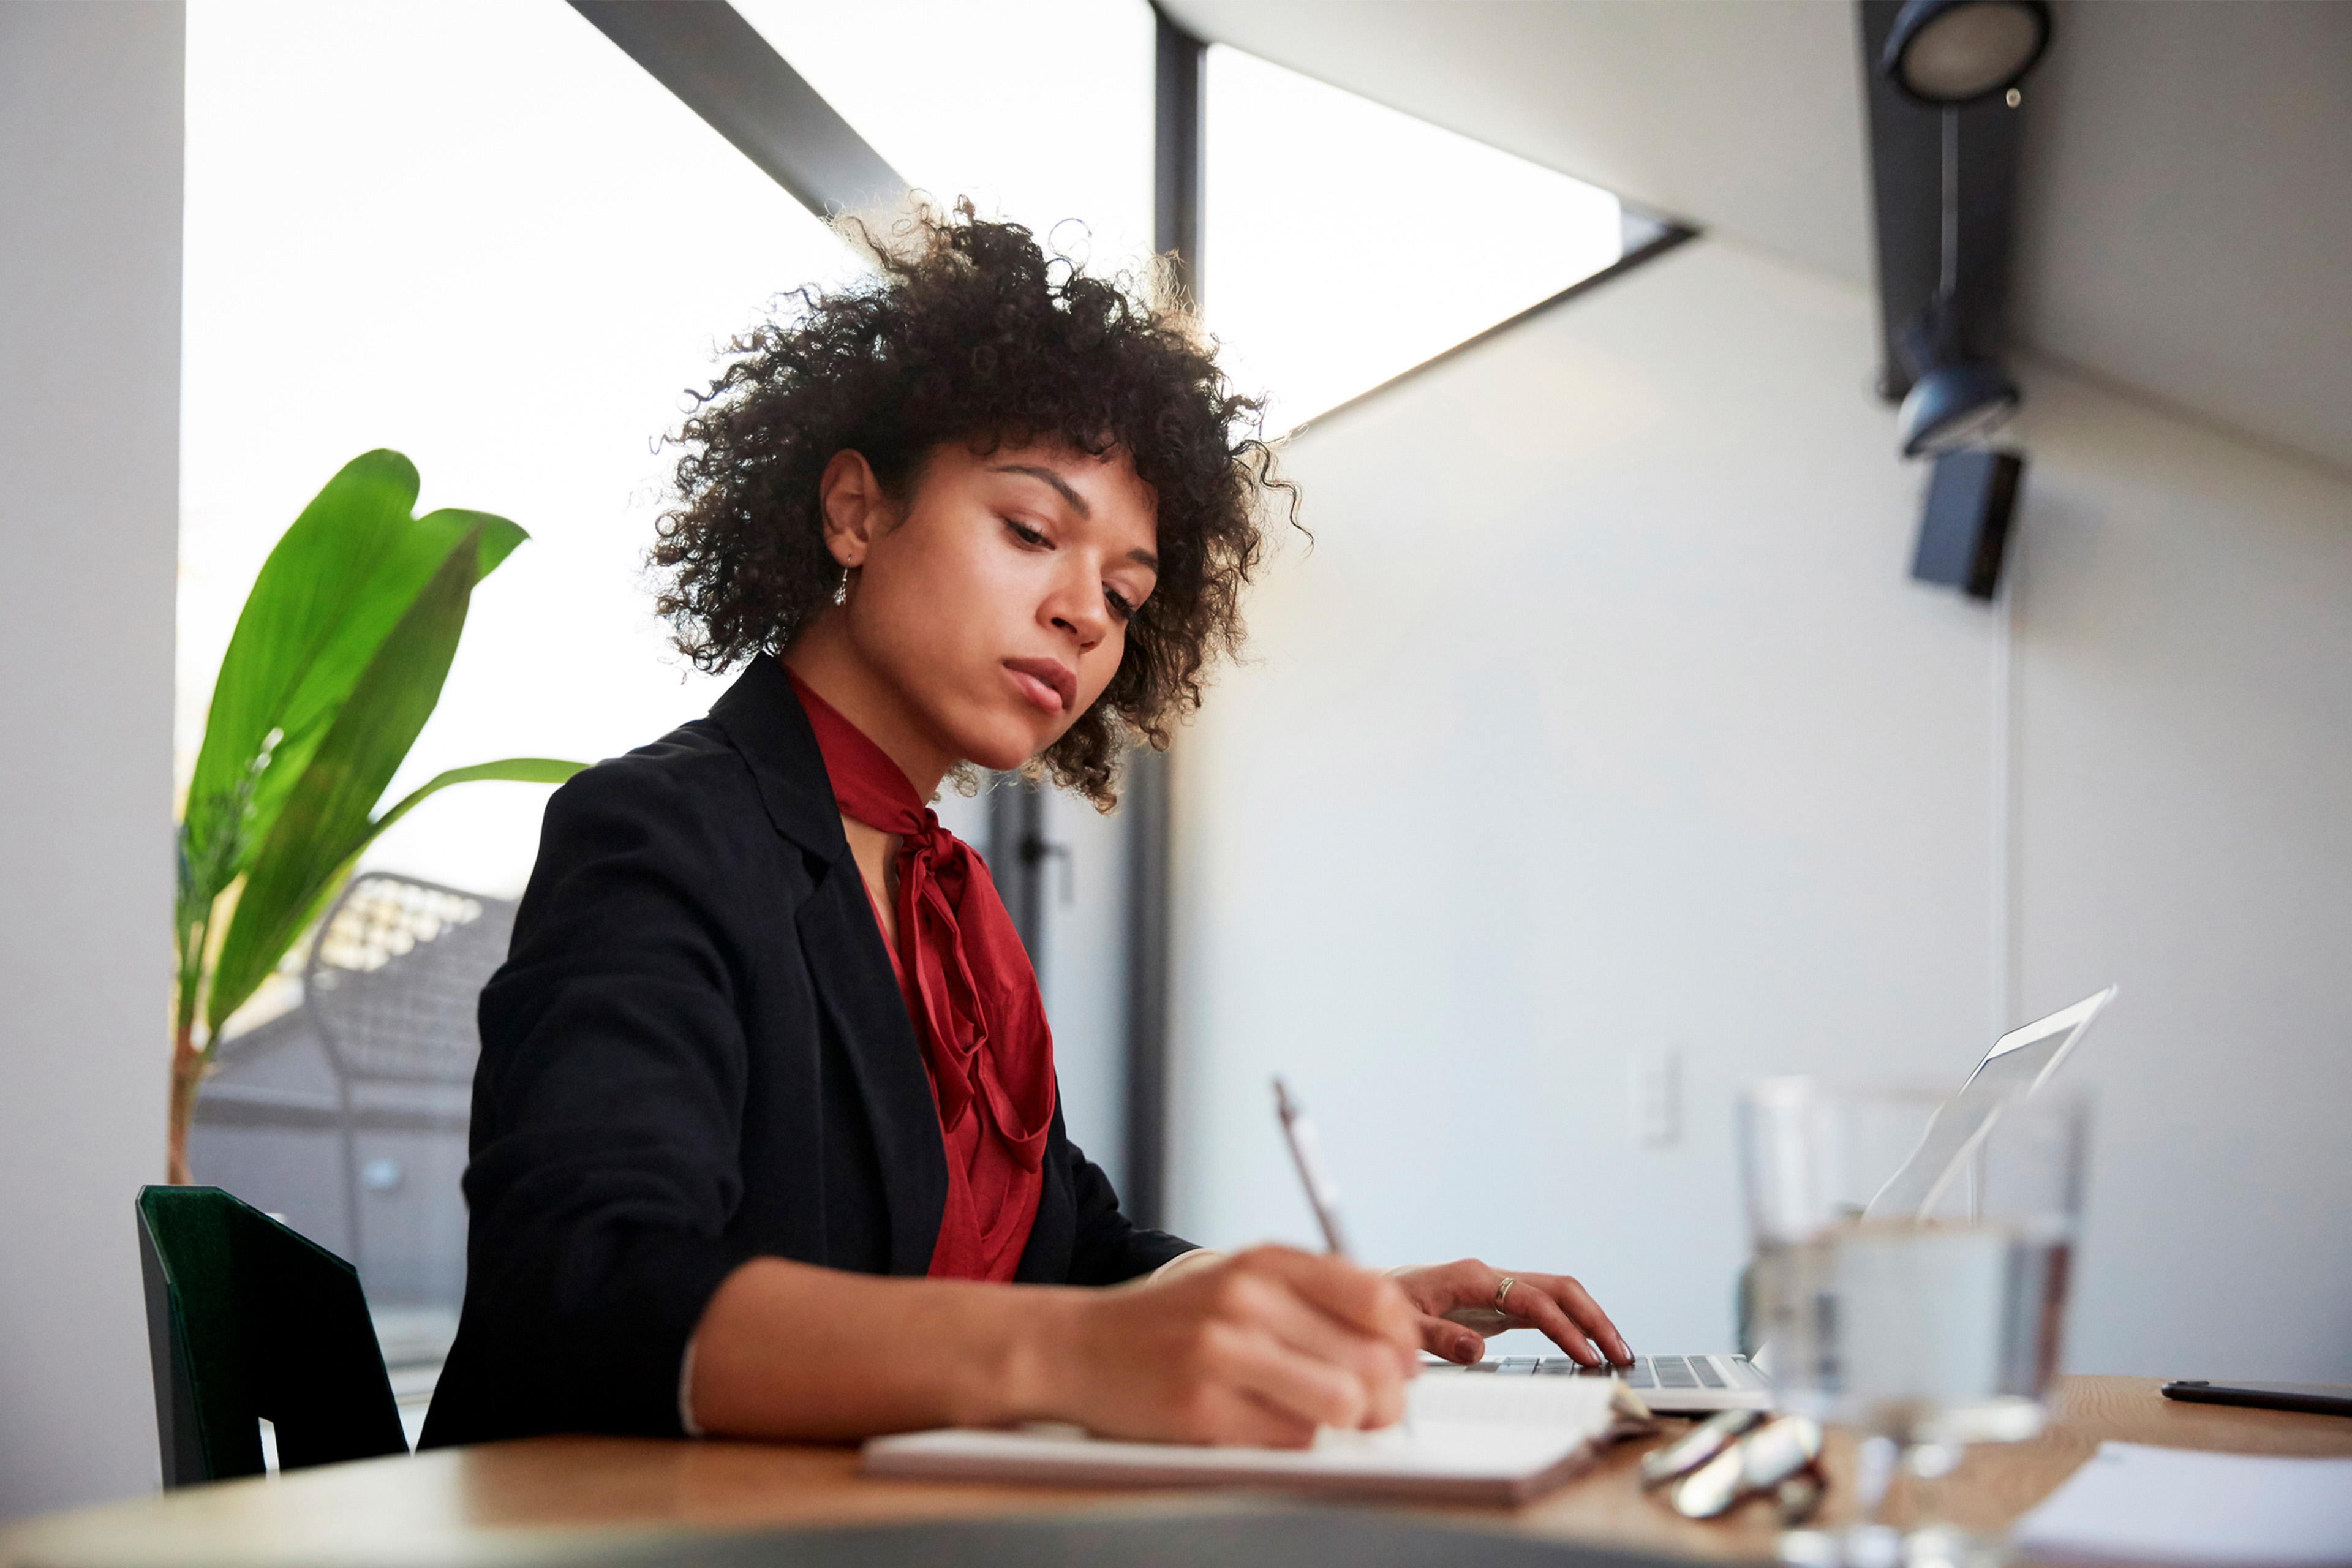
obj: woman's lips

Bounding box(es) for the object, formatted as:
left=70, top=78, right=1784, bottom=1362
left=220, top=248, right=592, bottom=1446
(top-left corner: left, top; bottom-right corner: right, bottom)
left=1005, top=658, right=1075, bottom=714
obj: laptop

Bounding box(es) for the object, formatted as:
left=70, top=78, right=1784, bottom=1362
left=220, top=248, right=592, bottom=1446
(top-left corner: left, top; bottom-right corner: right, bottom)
left=1447, top=1351, right=1774, bottom=1412
left=1429, top=986, right=2117, bottom=1414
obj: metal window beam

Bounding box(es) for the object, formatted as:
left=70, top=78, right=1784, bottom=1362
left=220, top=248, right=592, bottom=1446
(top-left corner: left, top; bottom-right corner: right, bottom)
left=1120, top=750, right=1172, bottom=1228
left=1121, top=8, right=1205, bottom=1233
left=568, top=0, right=905, bottom=219
left=988, top=777, right=1050, bottom=976
left=1154, top=7, right=1205, bottom=305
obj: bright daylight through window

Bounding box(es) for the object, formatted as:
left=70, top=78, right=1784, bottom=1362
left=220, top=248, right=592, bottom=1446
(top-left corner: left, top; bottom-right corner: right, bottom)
left=730, top=1, right=1631, bottom=437
left=1205, top=45, right=1627, bottom=435
left=172, top=21, right=1651, bottom=959
left=179, top=0, right=855, bottom=920
left=731, top=0, right=1156, bottom=279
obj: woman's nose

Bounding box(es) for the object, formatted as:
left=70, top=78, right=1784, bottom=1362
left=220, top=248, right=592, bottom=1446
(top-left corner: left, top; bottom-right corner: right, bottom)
left=1046, top=568, right=1109, bottom=647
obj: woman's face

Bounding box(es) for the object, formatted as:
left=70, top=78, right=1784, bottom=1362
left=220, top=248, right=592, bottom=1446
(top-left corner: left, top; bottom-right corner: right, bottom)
left=826, top=438, right=1159, bottom=776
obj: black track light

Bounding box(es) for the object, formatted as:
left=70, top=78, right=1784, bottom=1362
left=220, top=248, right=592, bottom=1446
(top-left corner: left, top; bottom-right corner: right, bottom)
left=1879, top=0, right=2052, bottom=458
left=1899, top=359, right=2021, bottom=457
left=1882, top=0, right=2052, bottom=108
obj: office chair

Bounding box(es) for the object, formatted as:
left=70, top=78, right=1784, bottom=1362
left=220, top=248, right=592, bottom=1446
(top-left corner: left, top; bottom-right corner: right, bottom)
left=135, top=1185, right=409, bottom=1486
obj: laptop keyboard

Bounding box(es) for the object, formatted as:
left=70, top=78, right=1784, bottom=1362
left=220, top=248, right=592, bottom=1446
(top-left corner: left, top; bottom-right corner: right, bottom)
left=1474, top=1354, right=1730, bottom=1390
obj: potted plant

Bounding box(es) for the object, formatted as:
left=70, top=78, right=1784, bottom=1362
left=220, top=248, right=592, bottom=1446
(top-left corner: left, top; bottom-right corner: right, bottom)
left=170, top=450, right=584, bottom=1182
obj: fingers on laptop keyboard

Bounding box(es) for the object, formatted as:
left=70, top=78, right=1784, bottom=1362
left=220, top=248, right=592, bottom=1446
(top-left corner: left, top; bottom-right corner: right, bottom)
left=1478, top=1352, right=1737, bottom=1392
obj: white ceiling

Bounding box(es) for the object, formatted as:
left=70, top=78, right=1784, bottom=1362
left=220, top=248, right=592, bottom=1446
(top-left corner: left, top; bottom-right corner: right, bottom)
left=1163, top=0, right=2352, bottom=475
left=2010, top=2, right=2352, bottom=475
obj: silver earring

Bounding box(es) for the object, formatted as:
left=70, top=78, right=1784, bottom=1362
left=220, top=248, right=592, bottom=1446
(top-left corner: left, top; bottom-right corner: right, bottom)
left=832, top=565, right=854, bottom=607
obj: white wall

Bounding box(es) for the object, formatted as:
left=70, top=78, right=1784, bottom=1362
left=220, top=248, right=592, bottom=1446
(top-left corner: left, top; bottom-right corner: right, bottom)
left=2008, top=374, right=2352, bottom=1378
left=1167, top=234, right=2352, bottom=1381
left=0, top=0, right=182, bottom=1517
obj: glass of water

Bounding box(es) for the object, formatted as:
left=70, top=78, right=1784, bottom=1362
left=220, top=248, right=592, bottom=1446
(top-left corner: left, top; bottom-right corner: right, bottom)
left=1740, top=1077, right=2090, bottom=1567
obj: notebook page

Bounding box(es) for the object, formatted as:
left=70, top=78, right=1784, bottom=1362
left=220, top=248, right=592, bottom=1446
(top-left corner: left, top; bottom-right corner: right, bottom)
left=862, top=1371, right=1642, bottom=1502
left=1403, top=1371, right=1633, bottom=1428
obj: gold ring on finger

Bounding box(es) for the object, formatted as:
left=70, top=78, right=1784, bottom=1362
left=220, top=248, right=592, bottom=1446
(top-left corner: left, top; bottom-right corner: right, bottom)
left=1494, top=1276, right=1517, bottom=1312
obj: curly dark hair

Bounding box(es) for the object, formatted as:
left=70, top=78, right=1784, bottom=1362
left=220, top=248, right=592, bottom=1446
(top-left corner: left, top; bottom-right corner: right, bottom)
left=652, top=202, right=1291, bottom=810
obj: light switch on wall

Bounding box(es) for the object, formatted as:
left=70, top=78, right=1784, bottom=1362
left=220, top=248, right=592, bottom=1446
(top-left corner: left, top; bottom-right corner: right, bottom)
left=1631, top=1049, right=1681, bottom=1148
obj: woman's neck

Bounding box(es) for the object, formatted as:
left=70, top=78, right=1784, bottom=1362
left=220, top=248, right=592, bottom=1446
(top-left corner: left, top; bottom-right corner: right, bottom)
left=783, top=614, right=957, bottom=801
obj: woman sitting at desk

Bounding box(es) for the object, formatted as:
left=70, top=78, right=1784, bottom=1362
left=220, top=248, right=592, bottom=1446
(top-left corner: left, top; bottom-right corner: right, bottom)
left=421, top=206, right=1629, bottom=1452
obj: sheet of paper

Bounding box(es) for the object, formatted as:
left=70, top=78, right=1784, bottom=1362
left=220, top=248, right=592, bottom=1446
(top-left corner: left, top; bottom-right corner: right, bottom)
left=862, top=1373, right=1640, bottom=1502
left=2014, top=1441, right=2352, bottom=1566
left=872, top=1416, right=1585, bottom=1481
left=1400, top=1372, right=1630, bottom=1427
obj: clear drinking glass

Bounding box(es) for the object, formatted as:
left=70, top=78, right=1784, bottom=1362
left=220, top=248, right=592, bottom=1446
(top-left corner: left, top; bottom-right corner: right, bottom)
left=1740, top=1077, right=2090, bottom=1568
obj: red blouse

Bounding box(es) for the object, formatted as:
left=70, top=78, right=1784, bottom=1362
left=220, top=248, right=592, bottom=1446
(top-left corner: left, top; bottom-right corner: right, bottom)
left=789, top=672, right=1054, bottom=1281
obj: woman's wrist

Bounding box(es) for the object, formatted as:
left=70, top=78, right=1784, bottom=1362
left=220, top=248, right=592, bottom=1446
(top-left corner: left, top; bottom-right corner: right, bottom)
left=952, top=1282, right=1089, bottom=1428
left=964, top=1254, right=1228, bottom=1428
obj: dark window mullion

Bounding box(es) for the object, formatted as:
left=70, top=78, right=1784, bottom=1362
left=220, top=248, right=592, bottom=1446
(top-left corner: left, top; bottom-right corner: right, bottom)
left=1123, top=8, right=1205, bottom=1234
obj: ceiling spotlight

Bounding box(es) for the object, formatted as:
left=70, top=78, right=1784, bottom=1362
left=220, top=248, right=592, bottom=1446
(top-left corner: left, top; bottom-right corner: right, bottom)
left=1882, top=0, right=2052, bottom=107
left=1879, top=0, right=2051, bottom=457
left=1898, top=356, right=2020, bottom=456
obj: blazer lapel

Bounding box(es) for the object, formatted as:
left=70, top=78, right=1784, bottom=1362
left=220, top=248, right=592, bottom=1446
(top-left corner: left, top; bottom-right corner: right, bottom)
left=710, top=654, right=948, bottom=1276
left=706, top=653, right=845, bottom=857
left=795, top=868, right=948, bottom=1275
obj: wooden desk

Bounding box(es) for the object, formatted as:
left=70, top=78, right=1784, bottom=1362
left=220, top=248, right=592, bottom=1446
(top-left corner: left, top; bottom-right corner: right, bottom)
left=8, top=1377, right=2349, bottom=1568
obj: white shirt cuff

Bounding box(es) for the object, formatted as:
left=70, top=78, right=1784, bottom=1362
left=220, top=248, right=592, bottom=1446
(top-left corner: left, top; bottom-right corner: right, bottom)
left=677, top=1334, right=703, bottom=1438
left=1144, top=1248, right=1224, bottom=1285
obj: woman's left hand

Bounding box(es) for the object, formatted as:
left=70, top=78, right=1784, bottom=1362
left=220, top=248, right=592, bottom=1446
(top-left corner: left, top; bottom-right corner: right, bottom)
left=1385, top=1259, right=1632, bottom=1367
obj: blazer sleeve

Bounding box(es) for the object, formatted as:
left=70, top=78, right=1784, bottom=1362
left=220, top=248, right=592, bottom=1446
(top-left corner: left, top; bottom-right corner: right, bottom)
left=439, top=756, right=775, bottom=1441
left=1055, top=1109, right=1197, bottom=1286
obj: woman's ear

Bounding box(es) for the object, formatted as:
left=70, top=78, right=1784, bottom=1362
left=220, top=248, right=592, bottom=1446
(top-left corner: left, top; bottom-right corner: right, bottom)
left=818, top=449, right=886, bottom=569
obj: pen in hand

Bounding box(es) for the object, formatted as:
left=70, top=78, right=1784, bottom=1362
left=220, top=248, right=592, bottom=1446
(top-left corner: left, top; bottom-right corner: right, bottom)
left=1275, top=1076, right=1417, bottom=1432
left=1271, top=1084, right=1625, bottom=1373
left=1275, top=1079, right=1508, bottom=1351
left=1273, top=1076, right=1351, bottom=1258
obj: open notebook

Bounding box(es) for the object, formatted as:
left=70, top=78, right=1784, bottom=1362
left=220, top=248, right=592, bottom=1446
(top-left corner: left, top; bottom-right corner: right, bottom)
left=862, top=1371, right=1654, bottom=1506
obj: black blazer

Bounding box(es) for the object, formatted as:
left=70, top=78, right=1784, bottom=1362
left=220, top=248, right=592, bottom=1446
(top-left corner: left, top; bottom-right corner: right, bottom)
left=420, top=654, right=1191, bottom=1447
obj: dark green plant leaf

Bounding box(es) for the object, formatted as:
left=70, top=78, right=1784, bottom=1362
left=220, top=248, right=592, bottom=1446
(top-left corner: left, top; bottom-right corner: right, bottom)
left=368, top=758, right=587, bottom=840
left=179, top=451, right=524, bottom=918
left=207, top=527, right=482, bottom=1032
left=231, top=502, right=518, bottom=861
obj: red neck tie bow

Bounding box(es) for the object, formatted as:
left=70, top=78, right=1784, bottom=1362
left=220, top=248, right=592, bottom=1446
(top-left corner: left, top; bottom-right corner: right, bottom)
left=788, top=672, right=1057, bottom=1199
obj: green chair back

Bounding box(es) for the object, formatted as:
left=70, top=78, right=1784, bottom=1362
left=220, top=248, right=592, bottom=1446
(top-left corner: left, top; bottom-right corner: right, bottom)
left=135, top=1185, right=409, bottom=1486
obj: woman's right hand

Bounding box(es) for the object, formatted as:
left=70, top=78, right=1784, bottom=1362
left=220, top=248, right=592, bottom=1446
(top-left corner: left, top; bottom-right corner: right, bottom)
left=1042, top=1245, right=1422, bottom=1448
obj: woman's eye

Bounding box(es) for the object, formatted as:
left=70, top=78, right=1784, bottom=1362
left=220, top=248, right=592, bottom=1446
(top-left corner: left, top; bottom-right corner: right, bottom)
left=1005, top=519, right=1049, bottom=548
left=1104, top=589, right=1135, bottom=622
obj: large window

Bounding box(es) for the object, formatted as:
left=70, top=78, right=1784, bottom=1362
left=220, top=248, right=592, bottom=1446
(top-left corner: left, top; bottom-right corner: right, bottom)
left=731, top=0, right=1155, bottom=276
left=179, top=0, right=855, bottom=908
left=174, top=1, right=1656, bottom=1423
left=1204, top=46, right=1629, bottom=435
left=178, top=0, right=856, bottom=1422
left=180, top=10, right=1652, bottom=961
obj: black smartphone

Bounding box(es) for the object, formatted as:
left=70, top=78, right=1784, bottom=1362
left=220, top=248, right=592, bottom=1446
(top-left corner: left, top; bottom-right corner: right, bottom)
left=2162, top=1379, right=2352, bottom=1417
